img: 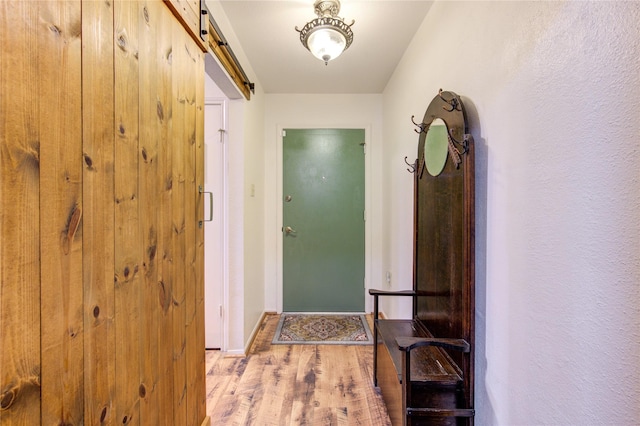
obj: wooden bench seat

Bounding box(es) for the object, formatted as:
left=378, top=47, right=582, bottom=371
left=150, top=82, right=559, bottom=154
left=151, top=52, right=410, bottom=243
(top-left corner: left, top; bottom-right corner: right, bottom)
left=371, top=302, right=473, bottom=426
left=376, top=319, right=462, bottom=386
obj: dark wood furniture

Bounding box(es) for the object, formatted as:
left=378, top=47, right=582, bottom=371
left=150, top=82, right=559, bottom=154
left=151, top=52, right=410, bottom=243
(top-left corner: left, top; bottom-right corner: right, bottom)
left=370, top=90, right=475, bottom=426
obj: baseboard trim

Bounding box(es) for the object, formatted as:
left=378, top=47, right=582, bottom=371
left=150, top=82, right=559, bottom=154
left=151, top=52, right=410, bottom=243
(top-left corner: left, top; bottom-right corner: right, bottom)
left=222, top=349, right=246, bottom=357
left=243, top=311, right=276, bottom=355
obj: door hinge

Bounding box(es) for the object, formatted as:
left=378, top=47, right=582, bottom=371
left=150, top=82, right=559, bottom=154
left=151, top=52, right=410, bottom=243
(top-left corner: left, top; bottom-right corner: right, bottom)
left=363, top=210, right=367, bottom=221
left=282, top=130, right=286, bottom=137
left=218, top=128, right=226, bottom=143
left=219, top=305, right=223, bottom=317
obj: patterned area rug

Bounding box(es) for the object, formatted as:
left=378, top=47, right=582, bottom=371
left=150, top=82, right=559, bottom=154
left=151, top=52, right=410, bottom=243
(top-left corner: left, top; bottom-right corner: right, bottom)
left=272, top=313, right=373, bottom=345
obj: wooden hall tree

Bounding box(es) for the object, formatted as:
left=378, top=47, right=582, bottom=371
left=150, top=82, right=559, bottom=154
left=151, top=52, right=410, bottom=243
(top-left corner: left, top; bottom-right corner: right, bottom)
left=0, top=1, right=208, bottom=425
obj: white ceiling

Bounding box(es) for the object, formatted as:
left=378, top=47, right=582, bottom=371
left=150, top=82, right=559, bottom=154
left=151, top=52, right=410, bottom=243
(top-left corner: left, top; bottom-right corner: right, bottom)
left=216, top=1, right=433, bottom=94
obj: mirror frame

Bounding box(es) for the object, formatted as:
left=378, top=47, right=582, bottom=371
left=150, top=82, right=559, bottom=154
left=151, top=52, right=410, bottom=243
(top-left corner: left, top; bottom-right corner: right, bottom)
left=416, top=90, right=468, bottom=177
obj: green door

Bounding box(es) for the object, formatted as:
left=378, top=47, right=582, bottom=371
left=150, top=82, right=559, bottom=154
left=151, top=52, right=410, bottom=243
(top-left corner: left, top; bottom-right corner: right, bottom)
left=283, top=129, right=365, bottom=312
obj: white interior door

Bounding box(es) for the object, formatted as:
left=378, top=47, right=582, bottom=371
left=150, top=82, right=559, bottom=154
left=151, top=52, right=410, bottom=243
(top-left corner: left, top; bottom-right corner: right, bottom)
left=204, top=101, right=226, bottom=349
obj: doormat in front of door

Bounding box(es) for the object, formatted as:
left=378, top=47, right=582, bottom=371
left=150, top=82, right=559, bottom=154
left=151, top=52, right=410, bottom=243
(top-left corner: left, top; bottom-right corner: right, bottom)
left=272, top=313, right=373, bottom=345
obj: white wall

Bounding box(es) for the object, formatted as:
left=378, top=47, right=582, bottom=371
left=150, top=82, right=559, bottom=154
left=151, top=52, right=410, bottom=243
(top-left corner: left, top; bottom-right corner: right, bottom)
left=383, top=1, right=640, bottom=424
left=221, top=91, right=266, bottom=354
left=240, top=90, right=266, bottom=348
left=205, top=0, right=266, bottom=353
left=263, top=94, right=384, bottom=313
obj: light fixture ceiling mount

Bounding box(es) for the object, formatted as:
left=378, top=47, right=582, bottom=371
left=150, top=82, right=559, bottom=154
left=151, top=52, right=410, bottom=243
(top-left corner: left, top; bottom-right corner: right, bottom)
left=296, top=0, right=354, bottom=65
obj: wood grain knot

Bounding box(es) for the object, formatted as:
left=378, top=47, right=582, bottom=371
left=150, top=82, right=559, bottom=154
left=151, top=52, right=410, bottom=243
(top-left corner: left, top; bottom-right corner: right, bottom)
left=304, top=369, right=316, bottom=386
left=49, top=25, right=61, bottom=36
left=147, top=245, right=157, bottom=261
left=84, top=153, right=94, bottom=169
left=116, top=32, right=127, bottom=51
left=122, top=415, right=128, bottom=424
left=139, top=384, right=147, bottom=398
left=93, top=305, right=100, bottom=318
left=0, top=389, right=15, bottom=410
left=141, top=148, right=148, bottom=162
left=63, top=204, right=82, bottom=255
left=100, top=406, right=108, bottom=422
left=67, top=204, right=82, bottom=238
left=156, top=101, right=164, bottom=121
left=1, top=375, right=40, bottom=411
left=143, top=6, right=150, bottom=24
left=158, top=281, right=169, bottom=312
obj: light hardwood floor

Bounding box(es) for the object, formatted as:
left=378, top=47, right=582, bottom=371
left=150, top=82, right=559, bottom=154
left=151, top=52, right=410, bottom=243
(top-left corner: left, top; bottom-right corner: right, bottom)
left=205, top=314, right=391, bottom=425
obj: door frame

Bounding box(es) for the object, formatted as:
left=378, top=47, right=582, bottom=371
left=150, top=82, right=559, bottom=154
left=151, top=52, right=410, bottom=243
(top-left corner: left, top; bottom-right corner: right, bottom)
left=204, top=98, right=229, bottom=351
left=276, top=124, right=373, bottom=313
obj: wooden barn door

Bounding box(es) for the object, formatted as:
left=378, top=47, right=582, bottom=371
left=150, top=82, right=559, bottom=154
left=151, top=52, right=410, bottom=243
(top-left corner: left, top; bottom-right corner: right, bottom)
left=0, top=1, right=207, bottom=424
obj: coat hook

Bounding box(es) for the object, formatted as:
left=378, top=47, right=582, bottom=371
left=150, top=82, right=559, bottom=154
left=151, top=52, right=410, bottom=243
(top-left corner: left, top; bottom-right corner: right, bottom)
left=438, top=88, right=462, bottom=112
left=446, top=131, right=472, bottom=169
left=448, top=129, right=469, bottom=155
left=404, top=156, right=416, bottom=173
left=411, top=115, right=427, bottom=134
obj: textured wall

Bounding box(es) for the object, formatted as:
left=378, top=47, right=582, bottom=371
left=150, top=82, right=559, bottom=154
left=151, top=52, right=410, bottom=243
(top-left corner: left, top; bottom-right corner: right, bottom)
left=383, top=1, right=640, bottom=424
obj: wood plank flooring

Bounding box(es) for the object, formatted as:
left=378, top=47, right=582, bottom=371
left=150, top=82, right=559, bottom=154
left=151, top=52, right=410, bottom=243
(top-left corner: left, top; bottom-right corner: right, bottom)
left=205, top=314, right=391, bottom=425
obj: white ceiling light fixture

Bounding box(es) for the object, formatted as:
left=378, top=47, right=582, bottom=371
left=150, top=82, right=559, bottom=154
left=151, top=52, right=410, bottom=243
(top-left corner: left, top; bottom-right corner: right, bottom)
left=296, top=0, right=354, bottom=65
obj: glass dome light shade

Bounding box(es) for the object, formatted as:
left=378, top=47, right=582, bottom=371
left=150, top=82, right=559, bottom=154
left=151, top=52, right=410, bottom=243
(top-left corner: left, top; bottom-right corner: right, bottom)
left=307, top=27, right=347, bottom=63
left=296, top=0, right=354, bottom=65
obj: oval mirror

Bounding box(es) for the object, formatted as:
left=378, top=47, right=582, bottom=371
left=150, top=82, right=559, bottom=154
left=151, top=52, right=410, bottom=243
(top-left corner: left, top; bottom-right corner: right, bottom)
left=423, top=118, right=448, bottom=176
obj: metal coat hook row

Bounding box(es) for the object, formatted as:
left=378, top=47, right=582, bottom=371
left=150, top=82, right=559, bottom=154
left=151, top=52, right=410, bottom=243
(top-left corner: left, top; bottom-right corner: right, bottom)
left=411, top=115, right=427, bottom=134
left=438, top=88, right=462, bottom=112
left=404, top=156, right=416, bottom=173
